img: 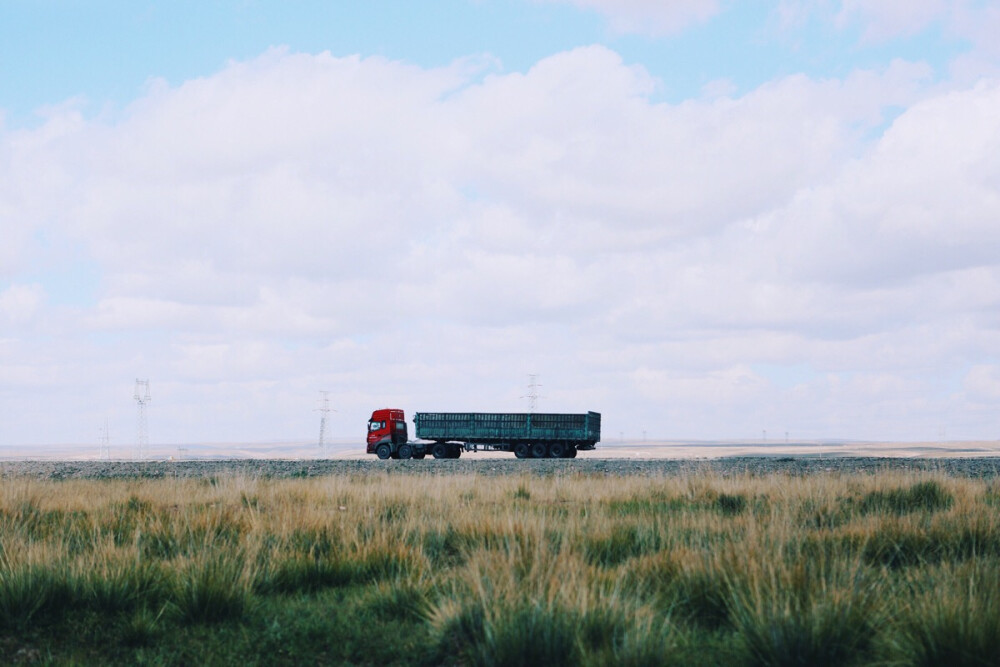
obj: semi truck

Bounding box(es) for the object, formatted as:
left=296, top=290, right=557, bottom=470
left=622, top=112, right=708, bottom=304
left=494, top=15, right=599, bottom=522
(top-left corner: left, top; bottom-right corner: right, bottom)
left=366, top=408, right=601, bottom=460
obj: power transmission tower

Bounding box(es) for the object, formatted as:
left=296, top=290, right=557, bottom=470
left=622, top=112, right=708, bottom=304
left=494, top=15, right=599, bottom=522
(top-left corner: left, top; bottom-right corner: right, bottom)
left=134, top=379, right=151, bottom=460
left=99, top=418, right=111, bottom=460
left=316, top=391, right=334, bottom=457
left=521, top=374, right=542, bottom=413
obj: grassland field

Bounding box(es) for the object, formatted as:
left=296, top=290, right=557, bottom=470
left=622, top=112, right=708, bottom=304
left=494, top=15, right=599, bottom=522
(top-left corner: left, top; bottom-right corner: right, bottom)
left=2, top=458, right=1000, bottom=665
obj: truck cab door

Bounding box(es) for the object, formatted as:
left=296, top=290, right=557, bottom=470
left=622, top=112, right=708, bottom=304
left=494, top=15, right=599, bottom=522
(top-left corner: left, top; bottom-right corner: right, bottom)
left=367, top=420, right=389, bottom=453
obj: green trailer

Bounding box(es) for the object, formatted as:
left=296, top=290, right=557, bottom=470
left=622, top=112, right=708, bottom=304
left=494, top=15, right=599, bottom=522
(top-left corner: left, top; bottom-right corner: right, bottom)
left=412, top=411, right=601, bottom=459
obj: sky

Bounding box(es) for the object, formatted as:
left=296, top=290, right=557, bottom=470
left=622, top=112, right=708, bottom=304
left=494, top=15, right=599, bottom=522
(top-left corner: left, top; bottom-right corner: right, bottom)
left=2, top=0, right=1000, bottom=450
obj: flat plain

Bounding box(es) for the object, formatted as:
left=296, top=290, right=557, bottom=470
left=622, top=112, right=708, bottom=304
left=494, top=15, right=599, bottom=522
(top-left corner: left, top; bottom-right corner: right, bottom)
left=2, top=457, right=999, bottom=665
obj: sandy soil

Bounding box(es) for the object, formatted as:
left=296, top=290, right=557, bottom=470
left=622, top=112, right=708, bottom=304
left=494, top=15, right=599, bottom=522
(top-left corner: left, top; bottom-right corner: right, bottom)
left=588, top=440, right=1000, bottom=459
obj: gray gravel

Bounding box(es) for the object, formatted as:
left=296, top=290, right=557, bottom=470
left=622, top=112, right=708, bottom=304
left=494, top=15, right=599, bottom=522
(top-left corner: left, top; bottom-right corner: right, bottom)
left=3, top=456, right=1000, bottom=480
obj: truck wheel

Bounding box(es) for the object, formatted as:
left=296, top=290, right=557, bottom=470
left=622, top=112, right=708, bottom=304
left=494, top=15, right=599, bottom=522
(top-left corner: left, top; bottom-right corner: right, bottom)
left=398, top=444, right=413, bottom=460
left=412, top=452, right=426, bottom=459
left=432, top=442, right=449, bottom=459
left=530, top=442, right=548, bottom=458
left=548, top=442, right=566, bottom=458
left=566, top=447, right=578, bottom=458
left=514, top=443, right=530, bottom=459
left=376, top=444, right=392, bottom=460
left=450, top=447, right=462, bottom=459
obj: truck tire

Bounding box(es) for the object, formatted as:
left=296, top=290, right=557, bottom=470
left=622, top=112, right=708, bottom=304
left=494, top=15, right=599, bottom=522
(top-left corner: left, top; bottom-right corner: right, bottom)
left=450, top=446, right=462, bottom=459
left=548, top=442, right=566, bottom=458
left=398, top=444, right=413, bottom=460
left=566, top=447, right=578, bottom=458
left=432, top=442, right=449, bottom=459
left=514, top=443, right=530, bottom=459
left=412, top=452, right=426, bottom=459
left=530, top=442, right=548, bottom=458
left=376, top=444, right=392, bottom=460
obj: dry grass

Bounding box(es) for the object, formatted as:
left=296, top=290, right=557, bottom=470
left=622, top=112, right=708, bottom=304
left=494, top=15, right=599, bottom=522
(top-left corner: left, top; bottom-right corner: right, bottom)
left=0, top=470, right=998, bottom=664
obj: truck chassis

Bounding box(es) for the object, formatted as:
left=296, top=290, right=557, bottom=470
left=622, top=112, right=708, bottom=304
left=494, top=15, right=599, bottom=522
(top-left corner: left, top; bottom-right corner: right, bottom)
left=376, top=439, right=586, bottom=460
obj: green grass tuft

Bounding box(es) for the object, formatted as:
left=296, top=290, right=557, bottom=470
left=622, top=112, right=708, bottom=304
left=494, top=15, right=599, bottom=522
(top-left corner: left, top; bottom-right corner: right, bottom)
left=859, top=480, right=953, bottom=515
left=254, top=553, right=357, bottom=594
left=434, top=599, right=582, bottom=667
left=75, top=558, right=166, bottom=614
left=0, top=561, right=73, bottom=629
left=169, top=552, right=253, bottom=624
left=730, top=575, right=880, bottom=666
left=716, top=493, right=748, bottom=516
left=892, top=563, right=1000, bottom=667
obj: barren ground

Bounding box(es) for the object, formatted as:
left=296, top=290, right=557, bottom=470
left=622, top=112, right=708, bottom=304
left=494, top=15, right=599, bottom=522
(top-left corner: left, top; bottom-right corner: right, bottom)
left=4, top=455, right=1000, bottom=479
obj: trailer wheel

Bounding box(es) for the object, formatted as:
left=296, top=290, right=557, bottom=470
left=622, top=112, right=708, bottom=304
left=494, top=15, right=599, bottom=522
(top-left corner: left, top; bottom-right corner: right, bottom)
left=566, top=447, right=578, bottom=458
left=530, top=442, right=548, bottom=458
left=398, top=444, right=413, bottom=460
left=376, top=444, right=392, bottom=460
left=432, top=442, right=449, bottom=459
left=514, top=443, right=530, bottom=459
left=548, top=442, right=566, bottom=458
left=412, top=452, right=426, bottom=459
left=450, top=447, right=462, bottom=459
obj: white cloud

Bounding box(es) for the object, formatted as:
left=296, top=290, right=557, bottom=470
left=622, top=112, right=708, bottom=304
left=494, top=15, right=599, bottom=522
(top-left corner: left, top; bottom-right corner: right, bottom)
left=761, top=80, right=1000, bottom=286
left=551, top=0, right=721, bottom=35
left=964, top=364, right=1000, bottom=402
left=2, top=45, right=999, bottom=444
left=0, top=283, right=44, bottom=324
left=632, top=365, right=768, bottom=403
left=835, top=0, right=952, bottom=40
left=781, top=0, right=1000, bottom=67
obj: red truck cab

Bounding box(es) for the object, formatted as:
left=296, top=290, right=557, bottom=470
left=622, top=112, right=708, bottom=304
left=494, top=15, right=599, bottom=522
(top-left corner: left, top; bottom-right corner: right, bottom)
left=367, top=408, right=409, bottom=458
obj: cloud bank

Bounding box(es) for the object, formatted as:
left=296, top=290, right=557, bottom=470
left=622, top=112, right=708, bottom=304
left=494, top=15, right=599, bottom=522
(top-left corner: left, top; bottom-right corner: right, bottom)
left=1, top=41, right=998, bottom=446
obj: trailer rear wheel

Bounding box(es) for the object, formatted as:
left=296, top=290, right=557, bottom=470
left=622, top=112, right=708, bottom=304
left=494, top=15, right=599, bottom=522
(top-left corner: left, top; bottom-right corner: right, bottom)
left=514, top=443, right=530, bottom=459
left=530, top=442, right=548, bottom=458
left=548, top=442, right=566, bottom=458
left=376, top=444, right=392, bottom=460
left=398, top=444, right=413, bottom=460
left=432, top=442, right=449, bottom=459
left=566, top=447, right=578, bottom=458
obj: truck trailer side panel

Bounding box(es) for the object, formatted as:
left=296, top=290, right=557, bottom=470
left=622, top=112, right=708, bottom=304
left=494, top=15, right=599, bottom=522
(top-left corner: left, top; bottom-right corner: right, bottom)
left=414, top=411, right=601, bottom=447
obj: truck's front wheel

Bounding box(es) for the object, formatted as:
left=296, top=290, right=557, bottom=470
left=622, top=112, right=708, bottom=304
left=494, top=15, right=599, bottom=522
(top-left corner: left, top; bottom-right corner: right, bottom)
left=376, top=444, right=392, bottom=460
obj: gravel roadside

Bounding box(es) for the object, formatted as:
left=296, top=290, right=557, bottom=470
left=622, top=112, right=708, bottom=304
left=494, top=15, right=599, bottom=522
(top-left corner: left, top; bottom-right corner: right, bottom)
left=3, top=456, right=1000, bottom=480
